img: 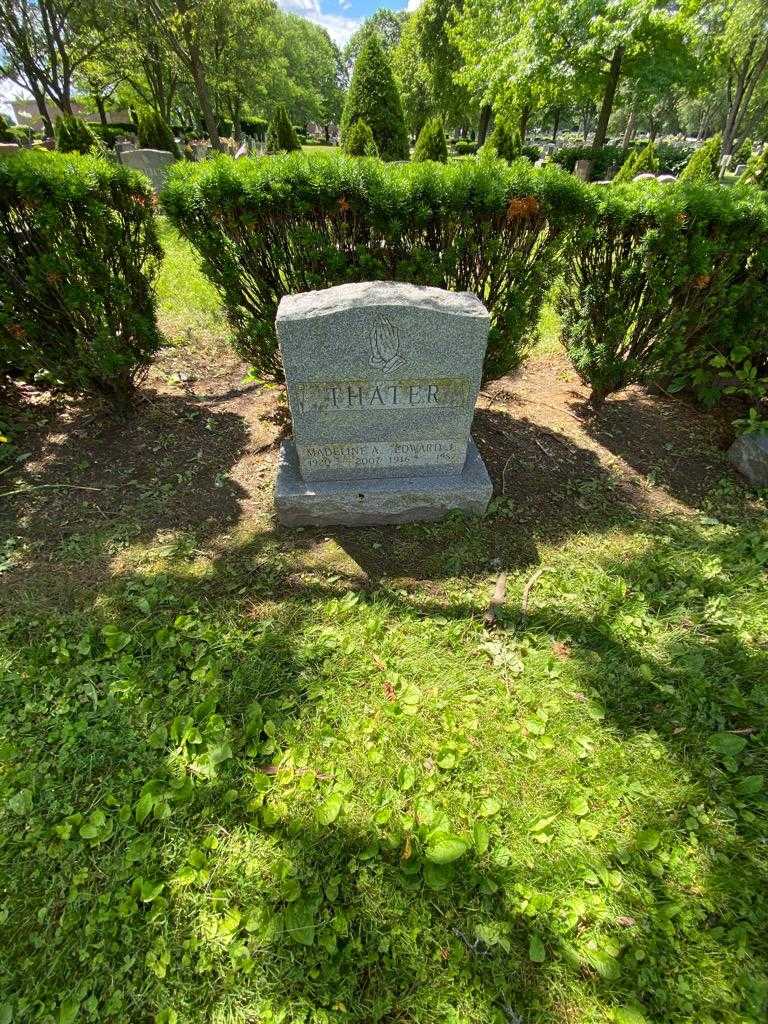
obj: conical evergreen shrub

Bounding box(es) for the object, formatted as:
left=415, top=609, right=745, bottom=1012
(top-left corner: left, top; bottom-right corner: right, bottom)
left=137, top=110, right=179, bottom=156
left=340, top=34, right=409, bottom=161
left=679, top=134, right=722, bottom=184
left=613, top=141, right=658, bottom=182
left=0, top=114, right=14, bottom=143
left=344, top=119, right=379, bottom=157
left=412, top=116, right=448, bottom=163
left=266, top=105, right=301, bottom=154
left=55, top=116, right=99, bottom=155
left=488, top=119, right=521, bottom=162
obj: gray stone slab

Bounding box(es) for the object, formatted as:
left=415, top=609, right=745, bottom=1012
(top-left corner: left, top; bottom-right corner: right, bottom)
left=728, top=432, right=768, bottom=487
left=275, top=437, right=492, bottom=527
left=276, top=280, right=490, bottom=483
left=120, top=148, right=175, bottom=190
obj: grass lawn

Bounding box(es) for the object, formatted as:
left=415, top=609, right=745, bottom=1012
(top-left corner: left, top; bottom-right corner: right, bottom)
left=1, top=226, right=767, bottom=1024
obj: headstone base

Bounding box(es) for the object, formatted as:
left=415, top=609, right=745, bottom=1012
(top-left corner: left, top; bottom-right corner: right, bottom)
left=275, top=437, right=492, bottom=527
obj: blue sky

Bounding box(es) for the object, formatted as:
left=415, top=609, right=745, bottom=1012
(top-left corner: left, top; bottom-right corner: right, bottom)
left=278, top=0, right=419, bottom=46
left=0, top=2, right=417, bottom=114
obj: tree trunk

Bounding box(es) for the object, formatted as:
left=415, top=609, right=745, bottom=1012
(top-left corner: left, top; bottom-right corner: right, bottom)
left=95, top=94, right=108, bottom=125
left=649, top=115, right=658, bottom=143
left=592, top=45, right=624, bottom=153
left=551, top=107, right=560, bottom=143
left=622, top=106, right=636, bottom=151
left=518, top=104, right=531, bottom=141
left=187, top=40, right=220, bottom=152
left=477, top=103, right=491, bottom=146
left=232, top=95, right=242, bottom=141
left=28, top=76, right=54, bottom=136
left=723, top=44, right=768, bottom=155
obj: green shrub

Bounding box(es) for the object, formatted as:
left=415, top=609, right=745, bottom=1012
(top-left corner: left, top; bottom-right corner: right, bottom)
left=741, top=148, right=768, bottom=189
left=241, top=116, right=267, bottom=139
left=0, top=115, right=14, bottom=143
left=613, top=141, right=658, bottom=183
left=412, top=116, right=448, bottom=163
left=521, top=144, right=541, bottom=162
left=488, top=120, right=521, bottom=162
left=0, top=151, right=163, bottom=410
left=266, top=105, right=302, bottom=154
left=552, top=144, right=623, bottom=181
left=340, top=34, right=409, bottom=162
left=7, top=125, right=33, bottom=146
left=91, top=125, right=129, bottom=150
left=162, top=152, right=589, bottom=381
left=679, top=134, right=721, bottom=184
left=453, top=139, right=478, bottom=156
left=558, top=180, right=768, bottom=406
left=218, top=119, right=234, bottom=137
left=734, top=137, right=753, bottom=166
left=55, top=116, right=100, bottom=155
left=343, top=119, right=379, bottom=157
left=137, top=111, right=179, bottom=156
left=654, top=141, right=692, bottom=176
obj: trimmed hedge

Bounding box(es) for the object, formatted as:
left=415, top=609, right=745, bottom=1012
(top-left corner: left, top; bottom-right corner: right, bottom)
left=558, top=180, right=768, bottom=406
left=162, top=152, right=590, bottom=381
left=0, top=151, right=163, bottom=409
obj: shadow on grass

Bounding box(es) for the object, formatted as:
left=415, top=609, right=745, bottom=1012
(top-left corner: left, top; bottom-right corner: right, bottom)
left=1, top=518, right=767, bottom=1022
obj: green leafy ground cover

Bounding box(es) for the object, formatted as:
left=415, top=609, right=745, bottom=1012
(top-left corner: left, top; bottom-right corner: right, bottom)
left=1, top=227, right=767, bottom=1024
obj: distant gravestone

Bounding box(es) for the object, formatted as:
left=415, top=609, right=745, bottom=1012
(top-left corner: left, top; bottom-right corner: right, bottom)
left=657, top=174, right=677, bottom=183
left=728, top=433, right=768, bottom=487
left=574, top=158, right=591, bottom=180
left=735, top=163, right=748, bottom=176
left=120, top=148, right=174, bottom=190
left=0, top=143, right=20, bottom=157
left=633, top=172, right=657, bottom=181
left=274, top=281, right=493, bottom=526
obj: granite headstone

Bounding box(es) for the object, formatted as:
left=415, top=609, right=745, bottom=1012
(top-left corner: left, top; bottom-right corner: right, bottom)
left=274, top=281, right=493, bottom=526
left=120, top=148, right=175, bottom=190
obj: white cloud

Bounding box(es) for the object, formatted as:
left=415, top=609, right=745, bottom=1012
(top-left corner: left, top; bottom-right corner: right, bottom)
left=279, top=0, right=361, bottom=45
left=406, top=0, right=424, bottom=10
left=0, top=78, right=31, bottom=121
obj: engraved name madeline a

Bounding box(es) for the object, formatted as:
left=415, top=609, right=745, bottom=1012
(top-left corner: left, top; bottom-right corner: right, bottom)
left=298, top=439, right=466, bottom=471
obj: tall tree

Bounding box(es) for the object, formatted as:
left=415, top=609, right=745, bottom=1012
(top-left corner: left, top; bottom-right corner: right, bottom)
left=0, top=0, right=106, bottom=132
left=340, top=32, right=409, bottom=160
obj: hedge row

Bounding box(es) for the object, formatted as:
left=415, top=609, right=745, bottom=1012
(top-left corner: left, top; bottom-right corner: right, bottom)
left=162, top=153, right=588, bottom=381
left=0, top=151, right=162, bottom=410
left=2, top=151, right=768, bottom=419
left=558, top=181, right=768, bottom=405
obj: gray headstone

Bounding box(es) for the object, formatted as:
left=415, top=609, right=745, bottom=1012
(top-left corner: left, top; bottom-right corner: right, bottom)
left=120, top=148, right=174, bottom=190
left=657, top=174, right=677, bottom=183
left=728, top=432, right=768, bottom=487
left=0, top=143, right=20, bottom=157
left=574, top=158, right=592, bottom=180
left=735, top=163, right=748, bottom=176
left=633, top=172, right=657, bottom=181
left=274, top=280, right=493, bottom=526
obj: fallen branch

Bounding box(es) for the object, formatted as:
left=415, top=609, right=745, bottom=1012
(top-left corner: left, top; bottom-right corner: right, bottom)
left=521, top=566, right=546, bottom=617
left=0, top=483, right=103, bottom=499
left=483, top=571, right=508, bottom=629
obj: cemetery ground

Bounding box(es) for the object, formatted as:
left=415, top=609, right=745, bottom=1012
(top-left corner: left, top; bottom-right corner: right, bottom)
left=1, top=226, right=767, bottom=1024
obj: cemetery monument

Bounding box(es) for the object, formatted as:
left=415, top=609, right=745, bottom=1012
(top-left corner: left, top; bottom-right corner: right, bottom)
left=275, top=281, right=493, bottom=526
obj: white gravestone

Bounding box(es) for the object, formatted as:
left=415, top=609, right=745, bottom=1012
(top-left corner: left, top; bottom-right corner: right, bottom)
left=274, top=281, right=493, bottom=527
